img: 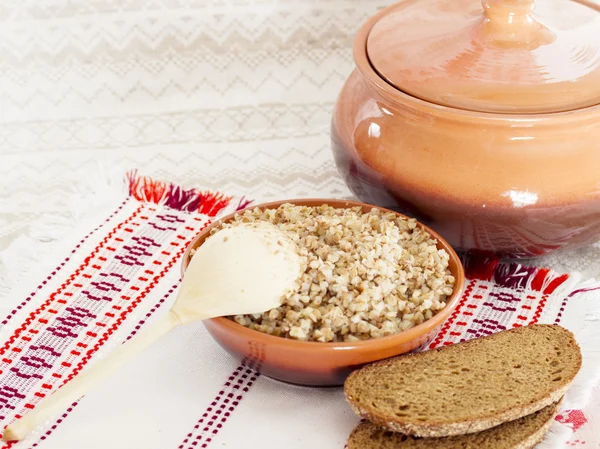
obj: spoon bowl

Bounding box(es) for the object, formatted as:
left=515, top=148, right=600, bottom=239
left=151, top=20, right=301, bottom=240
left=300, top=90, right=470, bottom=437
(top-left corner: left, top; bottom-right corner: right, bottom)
left=174, top=222, right=304, bottom=321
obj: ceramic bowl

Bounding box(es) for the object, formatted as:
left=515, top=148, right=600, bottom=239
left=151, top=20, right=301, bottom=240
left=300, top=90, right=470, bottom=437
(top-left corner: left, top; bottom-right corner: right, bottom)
left=181, top=199, right=465, bottom=386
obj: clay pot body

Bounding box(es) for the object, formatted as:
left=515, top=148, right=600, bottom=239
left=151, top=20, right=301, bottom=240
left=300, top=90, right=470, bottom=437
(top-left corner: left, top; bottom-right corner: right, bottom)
left=332, top=1, right=600, bottom=258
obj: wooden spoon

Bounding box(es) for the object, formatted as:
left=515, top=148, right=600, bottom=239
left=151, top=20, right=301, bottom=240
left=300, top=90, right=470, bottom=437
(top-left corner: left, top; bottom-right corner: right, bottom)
left=3, top=222, right=304, bottom=441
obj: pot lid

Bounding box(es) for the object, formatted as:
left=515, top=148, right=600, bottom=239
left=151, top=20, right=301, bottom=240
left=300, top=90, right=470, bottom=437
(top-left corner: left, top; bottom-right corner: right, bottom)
left=366, top=0, right=600, bottom=114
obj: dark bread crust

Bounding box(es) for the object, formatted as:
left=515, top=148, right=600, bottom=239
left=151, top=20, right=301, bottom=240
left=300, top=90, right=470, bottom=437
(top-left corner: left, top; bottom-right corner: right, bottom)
left=344, top=324, right=581, bottom=438
left=347, top=402, right=561, bottom=449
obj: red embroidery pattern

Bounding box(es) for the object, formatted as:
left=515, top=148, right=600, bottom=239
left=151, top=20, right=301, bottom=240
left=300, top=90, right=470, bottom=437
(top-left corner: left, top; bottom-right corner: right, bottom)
left=29, top=402, right=77, bottom=449
left=179, top=344, right=265, bottom=448
left=429, top=279, right=475, bottom=349
left=556, top=409, right=588, bottom=432
left=429, top=260, right=571, bottom=349
left=1, top=200, right=129, bottom=328
left=0, top=205, right=146, bottom=365
left=429, top=282, right=556, bottom=348
left=178, top=366, right=259, bottom=449
left=0, top=173, right=581, bottom=449
left=0, top=172, right=236, bottom=445
left=0, top=206, right=212, bottom=433
left=24, top=282, right=183, bottom=448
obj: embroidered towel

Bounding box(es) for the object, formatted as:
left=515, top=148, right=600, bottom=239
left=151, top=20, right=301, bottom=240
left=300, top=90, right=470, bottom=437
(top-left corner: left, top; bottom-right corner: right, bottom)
left=0, top=172, right=598, bottom=449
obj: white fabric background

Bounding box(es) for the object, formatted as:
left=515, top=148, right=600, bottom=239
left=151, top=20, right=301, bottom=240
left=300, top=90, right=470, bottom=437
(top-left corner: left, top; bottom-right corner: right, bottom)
left=1, top=0, right=600, bottom=446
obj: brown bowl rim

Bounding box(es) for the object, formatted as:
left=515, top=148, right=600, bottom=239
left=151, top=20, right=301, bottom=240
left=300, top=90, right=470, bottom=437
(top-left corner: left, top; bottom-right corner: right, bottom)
left=180, top=198, right=465, bottom=350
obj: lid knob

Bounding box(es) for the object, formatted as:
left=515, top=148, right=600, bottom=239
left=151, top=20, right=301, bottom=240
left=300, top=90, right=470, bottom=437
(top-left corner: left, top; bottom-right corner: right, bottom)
left=482, top=0, right=555, bottom=48
left=482, top=0, right=535, bottom=17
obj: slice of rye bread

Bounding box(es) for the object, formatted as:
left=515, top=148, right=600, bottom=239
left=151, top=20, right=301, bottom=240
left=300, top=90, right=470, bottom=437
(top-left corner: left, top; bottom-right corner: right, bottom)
left=344, top=324, right=581, bottom=438
left=347, top=401, right=561, bottom=449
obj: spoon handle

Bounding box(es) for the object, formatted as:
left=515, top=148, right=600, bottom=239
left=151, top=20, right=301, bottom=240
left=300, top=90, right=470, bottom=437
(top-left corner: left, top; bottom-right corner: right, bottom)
left=2, top=310, right=181, bottom=442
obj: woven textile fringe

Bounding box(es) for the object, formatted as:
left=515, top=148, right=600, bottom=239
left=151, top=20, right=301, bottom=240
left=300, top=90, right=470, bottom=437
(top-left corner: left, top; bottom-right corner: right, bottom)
left=464, top=254, right=570, bottom=294
left=126, top=170, right=252, bottom=216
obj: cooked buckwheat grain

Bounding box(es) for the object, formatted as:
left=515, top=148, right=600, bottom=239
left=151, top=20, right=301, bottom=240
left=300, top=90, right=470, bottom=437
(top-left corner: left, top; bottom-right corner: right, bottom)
left=209, top=204, right=455, bottom=342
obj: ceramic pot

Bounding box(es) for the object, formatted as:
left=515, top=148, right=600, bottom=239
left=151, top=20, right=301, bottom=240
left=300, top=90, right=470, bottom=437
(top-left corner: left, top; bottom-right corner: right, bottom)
left=332, top=0, right=600, bottom=258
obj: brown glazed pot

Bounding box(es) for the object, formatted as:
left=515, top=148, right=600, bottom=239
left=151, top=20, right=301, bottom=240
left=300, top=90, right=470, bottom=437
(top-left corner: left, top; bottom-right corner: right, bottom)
left=181, top=199, right=465, bottom=386
left=332, top=0, right=600, bottom=258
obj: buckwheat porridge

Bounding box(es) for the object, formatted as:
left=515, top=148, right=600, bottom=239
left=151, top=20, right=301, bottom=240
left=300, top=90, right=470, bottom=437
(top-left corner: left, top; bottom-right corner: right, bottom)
left=207, top=204, right=455, bottom=342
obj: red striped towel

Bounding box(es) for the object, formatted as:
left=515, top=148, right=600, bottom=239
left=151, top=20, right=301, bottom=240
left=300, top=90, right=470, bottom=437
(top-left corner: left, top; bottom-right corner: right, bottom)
left=0, top=172, right=598, bottom=449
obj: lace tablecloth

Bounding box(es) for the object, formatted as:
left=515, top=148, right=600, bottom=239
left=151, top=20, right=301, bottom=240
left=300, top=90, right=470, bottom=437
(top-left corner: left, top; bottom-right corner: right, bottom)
left=1, top=0, right=599, bottom=446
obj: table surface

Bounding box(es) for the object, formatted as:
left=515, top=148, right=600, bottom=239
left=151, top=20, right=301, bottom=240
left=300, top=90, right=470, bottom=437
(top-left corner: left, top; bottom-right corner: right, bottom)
left=1, top=0, right=599, bottom=446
